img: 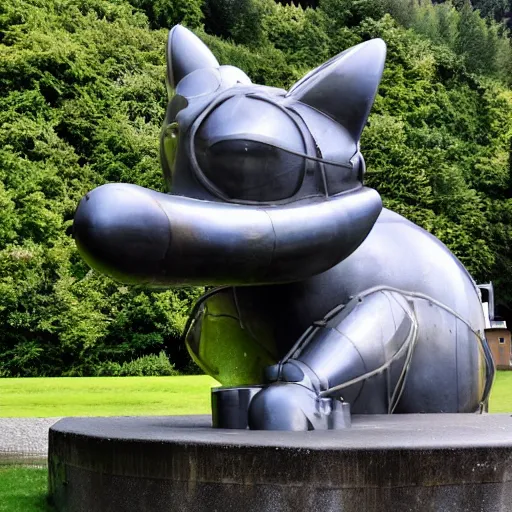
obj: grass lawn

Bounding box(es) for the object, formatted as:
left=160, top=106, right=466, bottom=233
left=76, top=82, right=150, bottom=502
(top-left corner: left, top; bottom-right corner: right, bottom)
left=0, top=371, right=510, bottom=417
left=0, top=467, right=51, bottom=512
left=489, top=370, right=512, bottom=413
left=0, top=375, right=218, bottom=417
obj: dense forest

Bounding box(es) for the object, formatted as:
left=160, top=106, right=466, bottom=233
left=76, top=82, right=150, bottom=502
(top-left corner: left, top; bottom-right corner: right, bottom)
left=0, top=0, right=511, bottom=376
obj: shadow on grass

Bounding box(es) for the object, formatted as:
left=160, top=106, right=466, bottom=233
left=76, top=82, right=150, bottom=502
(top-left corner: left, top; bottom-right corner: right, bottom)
left=0, top=467, right=55, bottom=512
left=3, top=494, right=55, bottom=512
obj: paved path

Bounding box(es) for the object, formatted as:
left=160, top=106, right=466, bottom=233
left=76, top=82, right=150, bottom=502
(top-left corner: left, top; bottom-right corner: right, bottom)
left=0, top=418, right=62, bottom=464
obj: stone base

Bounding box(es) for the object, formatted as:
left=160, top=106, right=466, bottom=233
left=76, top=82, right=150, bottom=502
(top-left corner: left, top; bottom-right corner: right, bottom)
left=48, top=414, right=512, bottom=512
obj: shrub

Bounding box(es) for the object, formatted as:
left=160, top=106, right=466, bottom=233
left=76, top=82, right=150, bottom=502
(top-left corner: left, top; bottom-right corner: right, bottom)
left=96, top=352, right=179, bottom=377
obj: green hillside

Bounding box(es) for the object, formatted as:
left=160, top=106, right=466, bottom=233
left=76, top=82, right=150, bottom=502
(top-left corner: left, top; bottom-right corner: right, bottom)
left=0, top=0, right=511, bottom=376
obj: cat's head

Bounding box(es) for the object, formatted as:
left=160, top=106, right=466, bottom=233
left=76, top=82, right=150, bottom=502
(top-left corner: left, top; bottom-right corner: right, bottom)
left=161, top=25, right=386, bottom=206
left=73, top=27, right=386, bottom=287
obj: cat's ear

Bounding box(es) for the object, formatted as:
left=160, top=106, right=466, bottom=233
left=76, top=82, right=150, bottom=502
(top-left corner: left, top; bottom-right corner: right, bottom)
left=166, top=25, right=219, bottom=90
left=286, top=39, right=386, bottom=142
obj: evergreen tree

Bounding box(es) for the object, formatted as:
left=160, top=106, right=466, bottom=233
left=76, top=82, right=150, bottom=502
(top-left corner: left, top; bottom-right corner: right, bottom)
left=472, top=0, right=509, bottom=21
left=0, top=0, right=511, bottom=375
left=413, top=0, right=441, bottom=42
left=436, top=1, right=459, bottom=48
left=456, top=1, right=494, bottom=74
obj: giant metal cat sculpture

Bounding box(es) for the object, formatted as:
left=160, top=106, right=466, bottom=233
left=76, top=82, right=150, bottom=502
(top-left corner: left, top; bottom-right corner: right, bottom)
left=73, top=26, right=495, bottom=430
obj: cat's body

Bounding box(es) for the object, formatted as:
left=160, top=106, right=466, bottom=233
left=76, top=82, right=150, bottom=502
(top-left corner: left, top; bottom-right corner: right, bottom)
left=189, top=208, right=487, bottom=415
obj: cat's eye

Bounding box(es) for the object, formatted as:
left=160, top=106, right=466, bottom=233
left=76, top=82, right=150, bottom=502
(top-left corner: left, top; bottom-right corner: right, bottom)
left=195, top=138, right=305, bottom=202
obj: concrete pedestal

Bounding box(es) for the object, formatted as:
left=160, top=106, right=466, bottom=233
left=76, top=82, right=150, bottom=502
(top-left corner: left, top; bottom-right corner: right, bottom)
left=48, top=414, right=512, bottom=512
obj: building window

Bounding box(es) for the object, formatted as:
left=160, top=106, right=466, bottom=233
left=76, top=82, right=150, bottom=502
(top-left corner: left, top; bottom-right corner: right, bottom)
left=499, top=337, right=505, bottom=344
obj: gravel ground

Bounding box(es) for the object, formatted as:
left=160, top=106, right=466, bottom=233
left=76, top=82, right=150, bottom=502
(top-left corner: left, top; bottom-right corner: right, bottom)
left=0, top=418, right=62, bottom=465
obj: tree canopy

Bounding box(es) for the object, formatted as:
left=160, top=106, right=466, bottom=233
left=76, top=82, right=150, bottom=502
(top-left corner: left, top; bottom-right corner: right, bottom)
left=0, top=0, right=511, bottom=376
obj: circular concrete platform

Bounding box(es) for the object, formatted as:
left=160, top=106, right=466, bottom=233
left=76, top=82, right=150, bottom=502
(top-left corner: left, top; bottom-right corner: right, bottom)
left=48, top=414, right=512, bottom=512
